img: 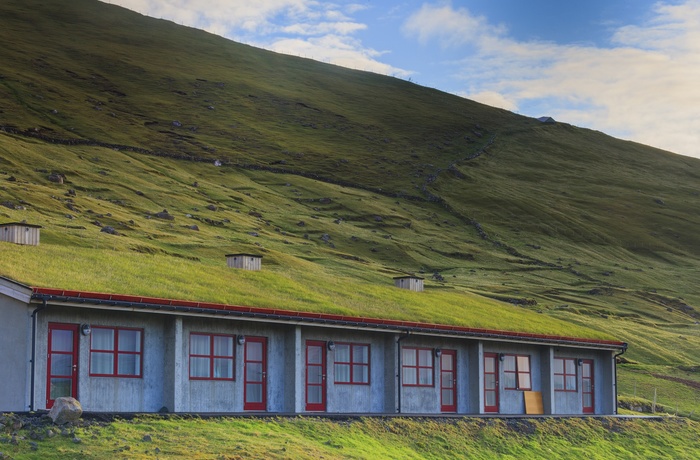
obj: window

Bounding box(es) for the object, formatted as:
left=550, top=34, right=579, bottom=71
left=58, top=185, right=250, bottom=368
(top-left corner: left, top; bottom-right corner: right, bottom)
left=334, top=343, right=370, bottom=384
left=402, top=347, right=433, bottom=386
left=90, top=327, right=143, bottom=377
left=503, top=354, right=531, bottom=390
left=554, top=357, right=577, bottom=391
left=189, top=333, right=235, bottom=380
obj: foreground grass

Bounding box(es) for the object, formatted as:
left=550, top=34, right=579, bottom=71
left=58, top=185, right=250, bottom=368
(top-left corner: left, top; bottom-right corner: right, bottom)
left=2, top=415, right=699, bottom=459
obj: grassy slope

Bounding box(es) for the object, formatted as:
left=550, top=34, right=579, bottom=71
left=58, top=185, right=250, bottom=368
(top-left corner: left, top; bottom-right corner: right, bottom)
left=1, top=0, right=700, bottom=440
left=2, top=415, right=700, bottom=459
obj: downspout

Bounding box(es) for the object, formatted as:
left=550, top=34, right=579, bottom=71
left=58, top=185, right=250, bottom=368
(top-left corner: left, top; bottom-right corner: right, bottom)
left=396, top=330, right=410, bottom=413
left=613, top=343, right=628, bottom=415
left=30, top=297, right=48, bottom=411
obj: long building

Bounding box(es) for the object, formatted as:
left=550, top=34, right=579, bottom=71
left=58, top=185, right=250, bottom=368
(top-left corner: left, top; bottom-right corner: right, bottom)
left=0, top=276, right=626, bottom=415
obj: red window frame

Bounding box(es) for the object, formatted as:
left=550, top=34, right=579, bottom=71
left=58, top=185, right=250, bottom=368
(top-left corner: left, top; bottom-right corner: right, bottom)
left=402, top=347, right=434, bottom=387
left=189, top=333, right=236, bottom=381
left=503, top=354, right=531, bottom=390
left=553, top=357, right=577, bottom=392
left=89, top=326, right=143, bottom=378
left=334, top=343, right=370, bottom=385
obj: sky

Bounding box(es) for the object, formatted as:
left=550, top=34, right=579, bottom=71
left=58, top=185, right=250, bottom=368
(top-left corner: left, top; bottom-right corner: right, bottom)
left=102, top=0, right=700, bottom=158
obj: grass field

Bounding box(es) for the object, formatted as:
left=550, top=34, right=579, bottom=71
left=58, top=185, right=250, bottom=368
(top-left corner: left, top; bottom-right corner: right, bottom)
left=2, top=0, right=700, bottom=453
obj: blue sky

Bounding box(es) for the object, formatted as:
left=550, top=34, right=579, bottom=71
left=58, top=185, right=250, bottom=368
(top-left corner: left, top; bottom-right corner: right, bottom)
left=105, top=0, right=700, bottom=158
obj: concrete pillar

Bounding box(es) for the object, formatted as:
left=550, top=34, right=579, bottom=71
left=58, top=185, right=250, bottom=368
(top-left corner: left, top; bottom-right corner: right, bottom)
left=163, top=316, right=183, bottom=412
left=473, top=341, right=484, bottom=414
left=384, top=334, right=399, bottom=413
left=540, top=347, right=554, bottom=414
left=283, top=326, right=303, bottom=413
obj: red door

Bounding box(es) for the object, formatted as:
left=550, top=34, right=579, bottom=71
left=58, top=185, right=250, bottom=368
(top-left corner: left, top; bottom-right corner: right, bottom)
left=47, top=323, right=79, bottom=408
left=244, top=337, right=267, bottom=411
left=305, top=341, right=327, bottom=411
left=484, top=353, right=499, bottom=413
left=440, top=350, right=457, bottom=412
left=582, top=359, right=595, bottom=414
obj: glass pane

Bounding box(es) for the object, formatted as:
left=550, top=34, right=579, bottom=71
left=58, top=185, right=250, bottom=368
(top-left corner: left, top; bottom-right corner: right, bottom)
left=307, top=345, right=322, bottom=365
left=566, top=376, right=577, bottom=391
left=247, top=363, right=263, bottom=382
left=118, top=330, right=141, bottom=352
left=190, top=357, right=210, bottom=378
left=402, top=349, right=416, bottom=366
left=190, top=334, right=210, bottom=355
left=214, top=336, right=233, bottom=357
left=50, top=378, right=72, bottom=400
left=517, top=356, right=530, bottom=372
left=485, top=374, right=496, bottom=390
left=246, top=383, right=262, bottom=403
left=418, top=349, right=432, bottom=367
left=214, top=358, right=233, bottom=379
left=442, top=389, right=453, bottom=405
left=504, top=355, right=516, bottom=372
left=118, top=353, right=140, bottom=375
left=92, top=328, right=114, bottom=351
left=583, top=379, right=591, bottom=392
left=51, top=330, right=73, bottom=352
left=91, top=351, right=113, bottom=374
left=554, top=375, right=564, bottom=390
left=353, top=364, right=368, bottom=383
left=441, top=354, right=453, bottom=371
left=442, top=372, right=453, bottom=388
left=583, top=394, right=592, bottom=407
left=335, top=363, right=350, bottom=382
left=484, top=357, right=495, bottom=373
left=353, top=345, right=369, bottom=364
left=51, top=354, right=72, bottom=376
left=308, top=366, right=323, bottom=384
left=419, top=368, right=433, bottom=385
left=565, top=359, right=576, bottom=375
left=485, top=390, right=496, bottom=407
left=335, top=344, right=350, bottom=363
left=307, top=385, right=322, bottom=404
left=403, top=368, right=416, bottom=385
left=553, top=358, right=563, bottom=374
left=247, top=342, right=263, bottom=361
left=583, top=364, right=591, bottom=378
left=503, top=373, right=516, bottom=389
left=518, top=372, right=531, bottom=390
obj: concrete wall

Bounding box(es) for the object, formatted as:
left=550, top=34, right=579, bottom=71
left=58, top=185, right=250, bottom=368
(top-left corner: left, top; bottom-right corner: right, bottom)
left=35, top=308, right=167, bottom=412
left=4, top=291, right=621, bottom=415
left=177, top=317, right=289, bottom=412
left=0, top=294, right=31, bottom=411
left=482, top=343, right=543, bottom=415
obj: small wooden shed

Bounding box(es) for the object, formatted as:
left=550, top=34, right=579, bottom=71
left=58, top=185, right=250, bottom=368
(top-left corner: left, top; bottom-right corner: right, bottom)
left=0, top=222, right=42, bottom=246
left=226, top=253, right=262, bottom=271
left=393, top=275, right=424, bottom=292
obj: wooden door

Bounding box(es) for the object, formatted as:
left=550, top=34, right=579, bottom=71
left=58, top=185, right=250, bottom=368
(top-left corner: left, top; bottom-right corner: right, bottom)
left=305, top=341, right=327, bottom=411
left=484, top=353, right=499, bottom=413
left=47, top=323, right=79, bottom=408
left=440, top=350, right=457, bottom=412
left=582, top=359, right=595, bottom=414
left=244, top=337, right=267, bottom=411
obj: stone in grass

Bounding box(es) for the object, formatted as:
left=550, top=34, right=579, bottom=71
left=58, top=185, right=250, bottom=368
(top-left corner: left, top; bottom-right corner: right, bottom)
left=142, top=434, right=153, bottom=442
left=101, top=226, right=119, bottom=235
left=49, top=397, right=83, bottom=425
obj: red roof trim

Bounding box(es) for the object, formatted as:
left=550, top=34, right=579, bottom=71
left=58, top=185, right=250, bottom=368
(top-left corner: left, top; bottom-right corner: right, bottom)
left=31, top=286, right=625, bottom=347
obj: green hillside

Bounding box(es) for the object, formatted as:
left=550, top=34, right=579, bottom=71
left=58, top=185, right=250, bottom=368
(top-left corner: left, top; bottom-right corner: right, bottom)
left=1, top=0, right=700, bottom=419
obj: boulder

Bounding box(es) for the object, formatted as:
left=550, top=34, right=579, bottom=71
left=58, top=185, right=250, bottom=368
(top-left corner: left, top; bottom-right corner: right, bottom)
left=48, top=397, right=83, bottom=425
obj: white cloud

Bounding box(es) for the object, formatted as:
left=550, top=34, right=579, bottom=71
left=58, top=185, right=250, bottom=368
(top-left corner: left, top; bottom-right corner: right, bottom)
left=403, top=1, right=700, bottom=157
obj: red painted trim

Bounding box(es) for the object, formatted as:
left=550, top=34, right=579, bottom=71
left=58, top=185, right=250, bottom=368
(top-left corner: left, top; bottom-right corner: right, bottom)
left=440, top=349, right=457, bottom=413
left=243, top=336, right=267, bottom=411
left=305, top=340, right=327, bottom=411
left=333, top=342, right=370, bottom=385
left=47, top=323, right=79, bottom=408
left=31, top=286, right=626, bottom=348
